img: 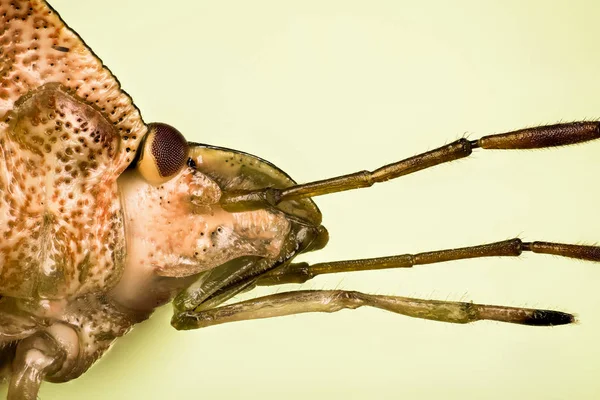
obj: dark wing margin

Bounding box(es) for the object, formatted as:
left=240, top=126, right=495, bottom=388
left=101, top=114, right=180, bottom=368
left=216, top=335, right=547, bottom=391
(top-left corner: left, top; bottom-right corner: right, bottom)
left=0, top=0, right=146, bottom=174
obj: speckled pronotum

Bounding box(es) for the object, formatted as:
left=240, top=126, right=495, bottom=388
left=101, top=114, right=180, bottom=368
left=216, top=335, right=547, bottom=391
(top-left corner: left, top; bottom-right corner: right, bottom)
left=0, top=1, right=598, bottom=399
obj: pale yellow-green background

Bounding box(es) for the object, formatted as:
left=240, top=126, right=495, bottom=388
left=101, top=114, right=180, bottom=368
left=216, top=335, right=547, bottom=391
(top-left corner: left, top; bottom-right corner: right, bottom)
left=10, top=1, right=600, bottom=399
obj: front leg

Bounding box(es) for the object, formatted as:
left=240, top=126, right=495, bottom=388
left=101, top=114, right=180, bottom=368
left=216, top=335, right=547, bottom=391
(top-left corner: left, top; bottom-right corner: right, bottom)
left=7, top=325, right=77, bottom=400
left=0, top=342, right=17, bottom=384
left=6, top=305, right=131, bottom=400
left=172, top=289, right=574, bottom=330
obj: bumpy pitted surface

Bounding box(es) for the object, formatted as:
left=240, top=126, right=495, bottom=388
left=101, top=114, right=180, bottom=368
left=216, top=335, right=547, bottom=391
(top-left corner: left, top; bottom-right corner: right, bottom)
left=0, top=0, right=145, bottom=162
left=0, top=0, right=146, bottom=300
left=0, top=84, right=125, bottom=299
left=0, top=0, right=324, bottom=390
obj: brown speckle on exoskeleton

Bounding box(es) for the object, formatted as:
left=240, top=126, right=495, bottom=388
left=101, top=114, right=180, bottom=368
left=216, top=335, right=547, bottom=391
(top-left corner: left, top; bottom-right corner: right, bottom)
left=0, top=0, right=145, bottom=326
left=0, top=2, right=593, bottom=400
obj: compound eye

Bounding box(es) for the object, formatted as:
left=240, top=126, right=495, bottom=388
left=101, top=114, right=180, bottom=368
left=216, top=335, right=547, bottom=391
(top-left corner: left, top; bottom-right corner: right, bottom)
left=137, top=123, right=189, bottom=185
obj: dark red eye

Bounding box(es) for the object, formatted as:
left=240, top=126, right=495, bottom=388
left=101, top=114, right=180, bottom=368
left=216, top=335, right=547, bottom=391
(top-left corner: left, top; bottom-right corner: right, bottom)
left=137, top=123, right=189, bottom=184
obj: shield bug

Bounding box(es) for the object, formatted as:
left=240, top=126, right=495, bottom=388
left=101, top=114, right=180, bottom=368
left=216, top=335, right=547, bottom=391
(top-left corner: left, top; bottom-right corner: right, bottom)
left=1, top=0, right=600, bottom=400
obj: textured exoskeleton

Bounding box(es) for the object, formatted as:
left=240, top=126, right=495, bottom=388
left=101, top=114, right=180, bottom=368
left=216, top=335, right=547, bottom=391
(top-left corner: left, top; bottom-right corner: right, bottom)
left=2, top=1, right=600, bottom=399
left=0, top=3, right=325, bottom=398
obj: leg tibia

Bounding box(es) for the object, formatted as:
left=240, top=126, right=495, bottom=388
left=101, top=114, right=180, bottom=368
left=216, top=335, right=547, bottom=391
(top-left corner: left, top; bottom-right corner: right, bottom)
left=172, top=290, right=574, bottom=330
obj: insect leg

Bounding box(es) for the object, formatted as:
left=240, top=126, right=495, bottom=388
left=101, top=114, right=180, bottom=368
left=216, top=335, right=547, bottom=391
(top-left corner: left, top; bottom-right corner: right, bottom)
left=0, top=341, right=17, bottom=384
left=254, top=239, right=600, bottom=286
left=7, top=323, right=80, bottom=400
left=8, top=333, right=64, bottom=400
left=220, top=121, right=600, bottom=210
left=171, top=290, right=574, bottom=330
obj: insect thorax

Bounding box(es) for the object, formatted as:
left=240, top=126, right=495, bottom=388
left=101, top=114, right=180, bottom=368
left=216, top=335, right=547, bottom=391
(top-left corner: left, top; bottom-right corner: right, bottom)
left=0, top=83, right=126, bottom=300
